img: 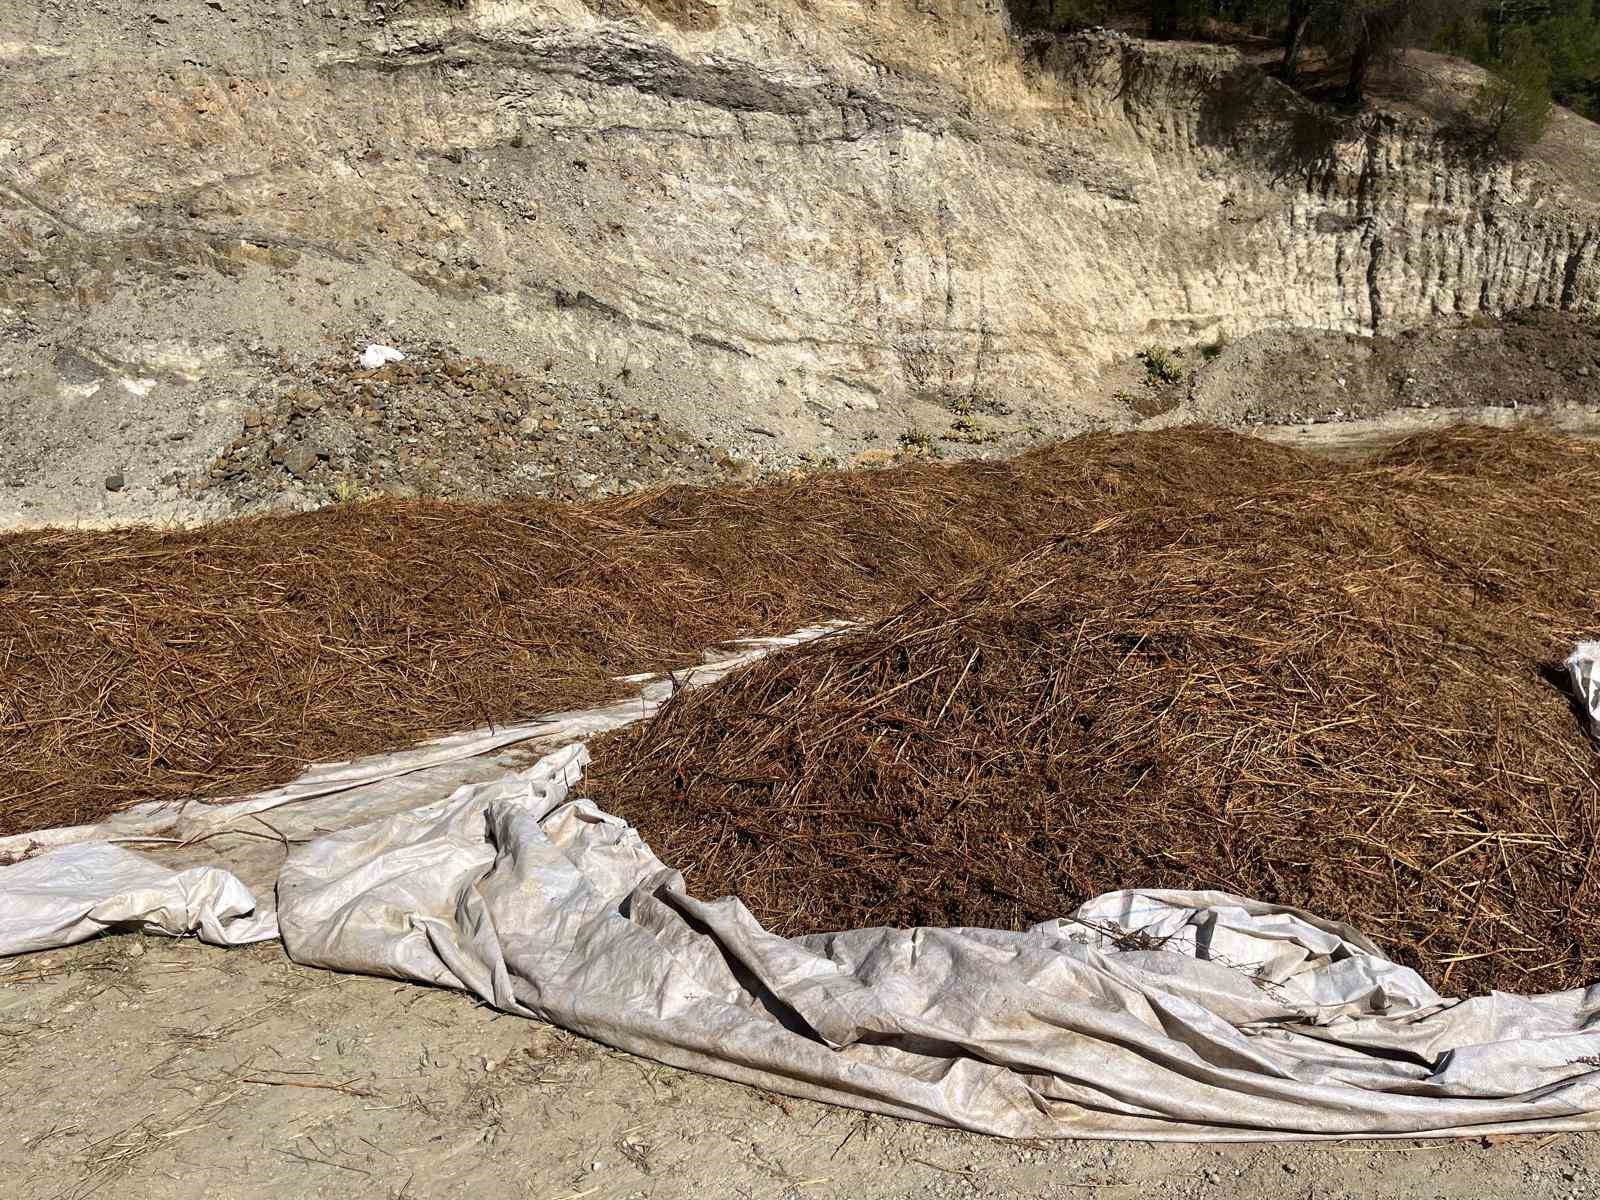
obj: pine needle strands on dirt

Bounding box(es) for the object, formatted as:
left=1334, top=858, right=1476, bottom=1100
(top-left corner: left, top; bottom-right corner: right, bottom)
left=583, top=429, right=1600, bottom=996
left=6, top=427, right=1600, bottom=996
left=0, top=429, right=1303, bottom=836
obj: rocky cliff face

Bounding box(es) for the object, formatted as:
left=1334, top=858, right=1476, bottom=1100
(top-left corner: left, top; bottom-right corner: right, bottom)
left=1, top=0, right=1597, bottom=524
left=1032, top=36, right=1598, bottom=330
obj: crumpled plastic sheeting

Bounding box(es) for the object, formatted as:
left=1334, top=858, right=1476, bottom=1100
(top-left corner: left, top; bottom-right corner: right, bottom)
left=0, top=843, right=276, bottom=955
left=358, top=343, right=405, bottom=371
left=278, top=743, right=1600, bottom=1140
left=6, top=630, right=1600, bottom=1137
left=1568, top=642, right=1600, bottom=734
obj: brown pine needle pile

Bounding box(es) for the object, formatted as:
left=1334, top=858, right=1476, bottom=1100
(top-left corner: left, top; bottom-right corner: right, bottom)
left=584, top=429, right=1600, bottom=996
left=0, top=429, right=1304, bottom=836
left=6, top=425, right=1600, bottom=995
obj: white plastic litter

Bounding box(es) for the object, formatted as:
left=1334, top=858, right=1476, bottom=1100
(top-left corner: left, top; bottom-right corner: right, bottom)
left=358, top=343, right=405, bottom=370
left=1568, top=641, right=1600, bottom=733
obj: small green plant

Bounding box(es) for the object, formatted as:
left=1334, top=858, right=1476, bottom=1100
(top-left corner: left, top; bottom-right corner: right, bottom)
left=897, top=428, right=943, bottom=459
left=943, top=416, right=998, bottom=446
left=794, top=451, right=842, bottom=475
left=333, top=477, right=365, bottom=504
left=1137, top=345, right=1185, bottom=386
left=1476, top=29, right=1554, bottom=156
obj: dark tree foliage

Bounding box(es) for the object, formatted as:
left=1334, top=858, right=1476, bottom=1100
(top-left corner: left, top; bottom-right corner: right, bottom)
left=1332, top=1, right=1451, bottom=104
left=1475, top=25, right=1556, bottom=151
left=1007, top=0, right=1599, bottom=118
left=1150, top=0, right=1182, bottom=37
left=1438, top=0, right=1600, bottom=119
left=1283, top=0, right=1316, bottom=81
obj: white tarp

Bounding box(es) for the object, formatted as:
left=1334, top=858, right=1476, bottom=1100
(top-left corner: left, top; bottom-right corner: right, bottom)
left=0, top=843, right=275, bottom=955
left=274, top=743, right=1600, bottom=1141
left=3, top=630, right=1600, bottom=1139
left=1568, top=642, right=1600, bottom=733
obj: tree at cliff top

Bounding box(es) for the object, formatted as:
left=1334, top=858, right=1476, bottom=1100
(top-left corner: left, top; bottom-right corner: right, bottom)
left=1438, top=0, right=1600, bottom=119
left=1010, top=0, right=1599, bottom=116
left=1475, top=26, right=1556, bottom=151
left=1008, top=0, right=1290, bottom=37
left=1308, top=1, right=1447, bottom=104
left=1280, top=0, right=1322, bottom=82
left=1133, top=1, right=1448, bottom=106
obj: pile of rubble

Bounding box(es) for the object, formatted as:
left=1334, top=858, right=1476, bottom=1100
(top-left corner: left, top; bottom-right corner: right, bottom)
left=193, top=350, right=737, bottom=508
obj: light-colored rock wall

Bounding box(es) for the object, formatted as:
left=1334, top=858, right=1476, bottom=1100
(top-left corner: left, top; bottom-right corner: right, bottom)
left=1029, top=36, right=1598, bottom=334
left=2, top=0, right=1595, bottom=430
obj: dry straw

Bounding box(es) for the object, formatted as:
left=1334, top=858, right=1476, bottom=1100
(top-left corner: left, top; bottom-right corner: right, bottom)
left=584, top=428, right=1600, bottom=996
left=5, top=427, right=1599, bottom=996
left=1, top=428, right=1297, bottom=836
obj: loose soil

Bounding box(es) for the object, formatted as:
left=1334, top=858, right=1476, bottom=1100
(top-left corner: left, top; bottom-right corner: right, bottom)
left=5, top=936, right=1596, bottom=1200
left=199, top=348, right=733, bottom=507
left=1172, top=310, right=1600, bottom=429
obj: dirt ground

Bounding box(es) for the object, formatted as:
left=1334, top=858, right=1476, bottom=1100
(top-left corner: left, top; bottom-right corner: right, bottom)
left=3, top=932, right=1597, bottom=1200
left=6, top=295, right=1598, bottom=529
left=1088, top=309, right=1600, bottom=429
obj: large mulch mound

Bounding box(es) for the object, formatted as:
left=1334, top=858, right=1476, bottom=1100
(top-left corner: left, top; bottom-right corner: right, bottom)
left=583, top=428, right=1600, bottom=996
left=0, top=429, right=1305, bottom=837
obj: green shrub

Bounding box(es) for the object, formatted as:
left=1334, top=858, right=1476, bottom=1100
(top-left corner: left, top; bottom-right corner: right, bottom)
left=1475, top=28, right=1554, bottom=155
left=897, top=428, right=944, bottom=459
left=943, top=417, right=998, bottom=446
left=1137, top=345, right=1186, bottom=386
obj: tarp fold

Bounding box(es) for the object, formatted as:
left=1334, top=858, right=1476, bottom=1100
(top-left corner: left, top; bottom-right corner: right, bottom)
left=273, top=744, right=1600, bottom=1140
